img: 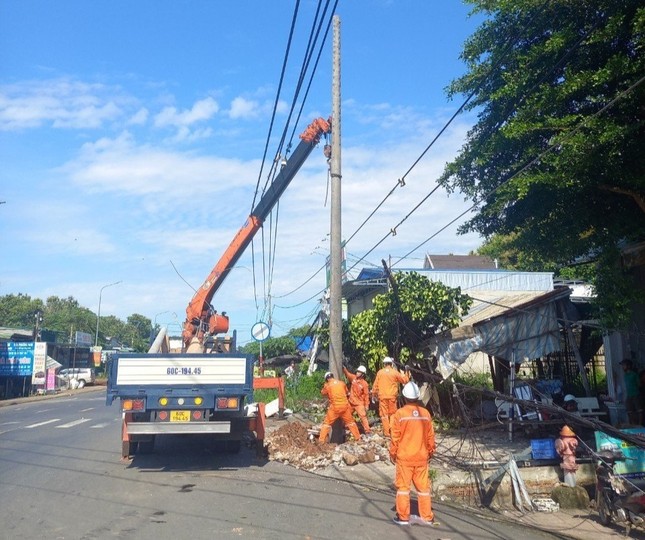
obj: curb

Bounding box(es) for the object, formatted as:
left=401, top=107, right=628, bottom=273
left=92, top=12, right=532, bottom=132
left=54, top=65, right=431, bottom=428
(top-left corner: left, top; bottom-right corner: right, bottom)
left=0, top=384, right=105, bottom=408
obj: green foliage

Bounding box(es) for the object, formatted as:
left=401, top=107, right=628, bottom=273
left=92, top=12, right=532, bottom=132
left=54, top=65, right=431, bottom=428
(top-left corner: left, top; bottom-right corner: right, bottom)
left=253, top=370, right=326, bottom=411
left=0, top=293, right=45, bottom=328
left=454, top=371, right=493, bottom=391
left=347, top=272, right=472, bottom=369
left=443, top=0, right=645, bottom=332
left=0, top=293, right=151, bottom=351
left=240, top=334, right=298, bottom=359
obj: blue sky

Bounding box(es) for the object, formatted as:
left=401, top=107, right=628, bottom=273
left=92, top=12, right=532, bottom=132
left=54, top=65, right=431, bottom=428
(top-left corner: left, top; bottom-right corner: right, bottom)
left=0, top=1, right=486, bottom=346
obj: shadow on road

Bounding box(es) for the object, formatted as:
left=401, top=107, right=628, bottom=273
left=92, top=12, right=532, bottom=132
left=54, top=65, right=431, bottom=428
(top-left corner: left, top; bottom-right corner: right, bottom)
left=126, top=433, right=269, bottom=473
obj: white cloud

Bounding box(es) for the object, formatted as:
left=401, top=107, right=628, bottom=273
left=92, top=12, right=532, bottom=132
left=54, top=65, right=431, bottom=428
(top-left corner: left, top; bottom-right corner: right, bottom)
left=228, top=96, right=259, bottom=119
left=153, top=97, right=219, bottom=128
left=0, top=78, right=128, bottom=130
left=128, top=107, right=149, bottom=125
left=60, top=131, right=259, bottom=201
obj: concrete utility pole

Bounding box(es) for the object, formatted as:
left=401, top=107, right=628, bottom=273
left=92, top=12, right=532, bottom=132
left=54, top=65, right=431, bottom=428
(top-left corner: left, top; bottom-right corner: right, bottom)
left=329, top=15, right=342, bottom=379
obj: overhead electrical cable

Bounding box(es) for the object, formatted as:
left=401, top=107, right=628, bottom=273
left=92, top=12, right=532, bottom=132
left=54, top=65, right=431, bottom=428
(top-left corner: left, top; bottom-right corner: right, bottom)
left=262, top=0, right=336, bottom=325
left=344, top=1, right=551, bottom=248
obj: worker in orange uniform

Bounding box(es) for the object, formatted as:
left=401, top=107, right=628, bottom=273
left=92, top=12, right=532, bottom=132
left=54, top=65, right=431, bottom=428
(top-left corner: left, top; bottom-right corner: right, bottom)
left=372, top=356, right=409, bottom=437
left=318, top=371, right=362, bottom=443
left=390, top=381, right=438, bottom=527
left=342, top=364, right=371, bottom=436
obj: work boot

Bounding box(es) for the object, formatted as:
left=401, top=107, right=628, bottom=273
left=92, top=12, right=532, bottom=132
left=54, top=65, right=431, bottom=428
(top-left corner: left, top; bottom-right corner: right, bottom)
left=392, top=515, right=409, bottom=526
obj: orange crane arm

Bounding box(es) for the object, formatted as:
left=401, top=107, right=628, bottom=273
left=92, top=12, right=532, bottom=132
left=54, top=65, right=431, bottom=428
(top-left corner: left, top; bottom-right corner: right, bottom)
left=182, top=117, right=331, bottom=349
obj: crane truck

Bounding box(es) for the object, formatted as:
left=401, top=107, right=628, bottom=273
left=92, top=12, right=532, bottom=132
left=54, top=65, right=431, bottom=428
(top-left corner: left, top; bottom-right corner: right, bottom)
left=106, top=118, right=331, bottom=459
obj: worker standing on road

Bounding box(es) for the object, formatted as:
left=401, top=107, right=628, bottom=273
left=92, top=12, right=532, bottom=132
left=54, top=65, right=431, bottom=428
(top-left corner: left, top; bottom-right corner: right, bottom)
left=372, top=356, right=410, bottom=437
left=318, top=372, right=362, bottom=443
left=389, top=381, right=437, bottom=527
left=343, top=364, right=371, bottom=436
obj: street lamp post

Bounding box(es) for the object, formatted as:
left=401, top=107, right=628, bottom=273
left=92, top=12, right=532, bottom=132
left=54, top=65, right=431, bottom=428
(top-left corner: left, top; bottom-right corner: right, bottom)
left=95, top=281, right=123, bottom=347
left=150, top=311, right=170, bottom=343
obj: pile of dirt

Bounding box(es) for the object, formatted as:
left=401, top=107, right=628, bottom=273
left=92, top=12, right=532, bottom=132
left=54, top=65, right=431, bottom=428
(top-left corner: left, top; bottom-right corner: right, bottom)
left=265, top=420, right=390, bottom=471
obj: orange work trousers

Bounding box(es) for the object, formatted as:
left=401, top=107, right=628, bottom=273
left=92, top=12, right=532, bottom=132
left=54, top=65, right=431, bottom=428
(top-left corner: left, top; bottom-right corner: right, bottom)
left=351, top=403, right=371, bottom=434
left=319, top=405, right=361, bottom=442
left=378, top=397, right=398, bottom=437
left=395, top=461, right=433, bottom=522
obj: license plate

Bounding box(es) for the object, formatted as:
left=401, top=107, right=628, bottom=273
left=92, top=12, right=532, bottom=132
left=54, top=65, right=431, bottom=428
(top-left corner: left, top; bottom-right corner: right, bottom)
left=170, top=410, right=190, bottom=422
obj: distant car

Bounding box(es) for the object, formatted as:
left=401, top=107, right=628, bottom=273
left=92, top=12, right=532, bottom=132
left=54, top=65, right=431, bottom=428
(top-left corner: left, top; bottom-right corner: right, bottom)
left=58, top=368, right=96, bottom=388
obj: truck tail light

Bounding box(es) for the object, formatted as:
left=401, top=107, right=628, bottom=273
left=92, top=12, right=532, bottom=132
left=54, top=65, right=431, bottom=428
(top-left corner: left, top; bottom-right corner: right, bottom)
left=122, top=399, right=145, bottom=411
left=217, top=397, right=239, bottom=409
left=192, top=410, right=203, bottom=420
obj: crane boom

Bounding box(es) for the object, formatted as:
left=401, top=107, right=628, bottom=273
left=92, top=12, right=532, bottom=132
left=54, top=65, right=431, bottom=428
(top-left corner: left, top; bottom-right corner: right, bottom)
left=182, top=117, right=331, bottom=350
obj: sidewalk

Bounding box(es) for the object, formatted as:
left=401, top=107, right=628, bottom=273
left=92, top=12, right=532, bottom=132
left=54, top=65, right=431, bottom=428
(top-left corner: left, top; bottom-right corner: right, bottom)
left=314, top=453, right=645, bottom=540
left=263, top=415, right=644, bottom=540
left=0, top=383, right=105, bottom=408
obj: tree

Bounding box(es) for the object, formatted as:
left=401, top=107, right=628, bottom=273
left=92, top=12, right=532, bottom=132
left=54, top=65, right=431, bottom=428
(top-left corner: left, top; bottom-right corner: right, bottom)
left=441, top=0, right=645, bottom=330
left=347, top=271, right=472, bottom=371
left=241, top=335, right=298, bottom=359
left=0, top=293, right=44, bottom=328
left=126, top=314, right=152, bottom=352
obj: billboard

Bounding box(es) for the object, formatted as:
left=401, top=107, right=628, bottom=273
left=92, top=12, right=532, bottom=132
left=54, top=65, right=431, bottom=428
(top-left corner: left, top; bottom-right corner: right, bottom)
left=31, top=342, right=47, bottom=385
left=75, top=331, right=93, bottom=347
left=0, top=342, right=35, bottom=376
left=595, top=428, right=645, bottom=479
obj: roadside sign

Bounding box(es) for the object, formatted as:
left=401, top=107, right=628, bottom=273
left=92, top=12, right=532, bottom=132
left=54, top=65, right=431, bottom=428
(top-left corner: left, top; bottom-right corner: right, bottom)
left=251, top=321, right=270, bottom=342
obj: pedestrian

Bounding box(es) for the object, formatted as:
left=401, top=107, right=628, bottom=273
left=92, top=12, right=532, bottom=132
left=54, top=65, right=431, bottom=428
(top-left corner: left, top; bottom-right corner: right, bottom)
left=563, top=394, right=579, bottom=414
left=389, top=381, right=437, bottom=527
left=372, top=356, right=410, bottom=437
left=621, top=359, right=640, bottom=425
left=555, top=425, right=579, bottom=487
left=318, top=371, right=361, bottom=443
left=284, top=360, right=296, bottom=379
left=342, top=364, right=371, bottom=436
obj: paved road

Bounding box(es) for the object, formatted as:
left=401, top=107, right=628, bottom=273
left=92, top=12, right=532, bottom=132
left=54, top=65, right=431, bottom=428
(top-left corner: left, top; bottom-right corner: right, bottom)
left=0, top=391, right=562, bottom=540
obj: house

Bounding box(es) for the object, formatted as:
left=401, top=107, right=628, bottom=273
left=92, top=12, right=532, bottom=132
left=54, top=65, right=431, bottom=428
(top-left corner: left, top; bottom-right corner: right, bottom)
left=341, top=255, right=594, bottom=392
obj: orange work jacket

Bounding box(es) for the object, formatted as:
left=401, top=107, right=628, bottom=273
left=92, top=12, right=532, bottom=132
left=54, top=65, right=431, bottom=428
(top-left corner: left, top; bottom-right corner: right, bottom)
left=321, top=378, right=351, bottom=410
left=389, top=403, right=436, bottom=465
left=343, top=366, right=370, bottom=408
left=372, top=366, right=409, bottom=400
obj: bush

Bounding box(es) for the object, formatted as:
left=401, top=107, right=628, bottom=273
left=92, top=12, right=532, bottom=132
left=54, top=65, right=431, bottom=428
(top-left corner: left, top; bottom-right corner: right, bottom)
left=253, top=369, right=326, bottom=411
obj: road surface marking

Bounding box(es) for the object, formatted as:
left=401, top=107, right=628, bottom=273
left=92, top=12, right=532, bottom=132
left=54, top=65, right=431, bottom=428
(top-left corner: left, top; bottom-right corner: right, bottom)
left=0, top=421, right=19, bottom=426
left=90, top=423, right=110, bottom=429
left=25, top=419, right=60, bottom=428
left=56, top=418, right=92, bottom=428
left=80, top=407, right=94, bottom=412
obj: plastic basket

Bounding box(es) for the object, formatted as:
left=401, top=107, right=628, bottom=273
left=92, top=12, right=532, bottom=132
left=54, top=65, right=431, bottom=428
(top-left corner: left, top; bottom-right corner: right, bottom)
left=531, top=438, right=557, bottom=460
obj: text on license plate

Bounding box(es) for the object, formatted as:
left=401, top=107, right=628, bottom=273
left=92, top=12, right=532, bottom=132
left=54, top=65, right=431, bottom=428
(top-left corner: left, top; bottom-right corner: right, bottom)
left=170, top=410, right=190, bottom=422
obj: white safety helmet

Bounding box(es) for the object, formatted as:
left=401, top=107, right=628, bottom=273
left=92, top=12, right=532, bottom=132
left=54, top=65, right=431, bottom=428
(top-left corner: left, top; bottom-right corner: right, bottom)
left=564, top=394, right=576, bottom=402
left=356, top=365, right=367, bottom=374
left=402, top=381, right=420, bottom=400
left=383, top=356, right=394, bottom=364
left=324, top=371, right=333, bottom=380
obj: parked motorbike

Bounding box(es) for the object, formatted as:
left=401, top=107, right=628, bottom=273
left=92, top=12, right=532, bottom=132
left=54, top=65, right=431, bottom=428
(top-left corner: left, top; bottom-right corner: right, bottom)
left=595, top=449, right=645, bottom=535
